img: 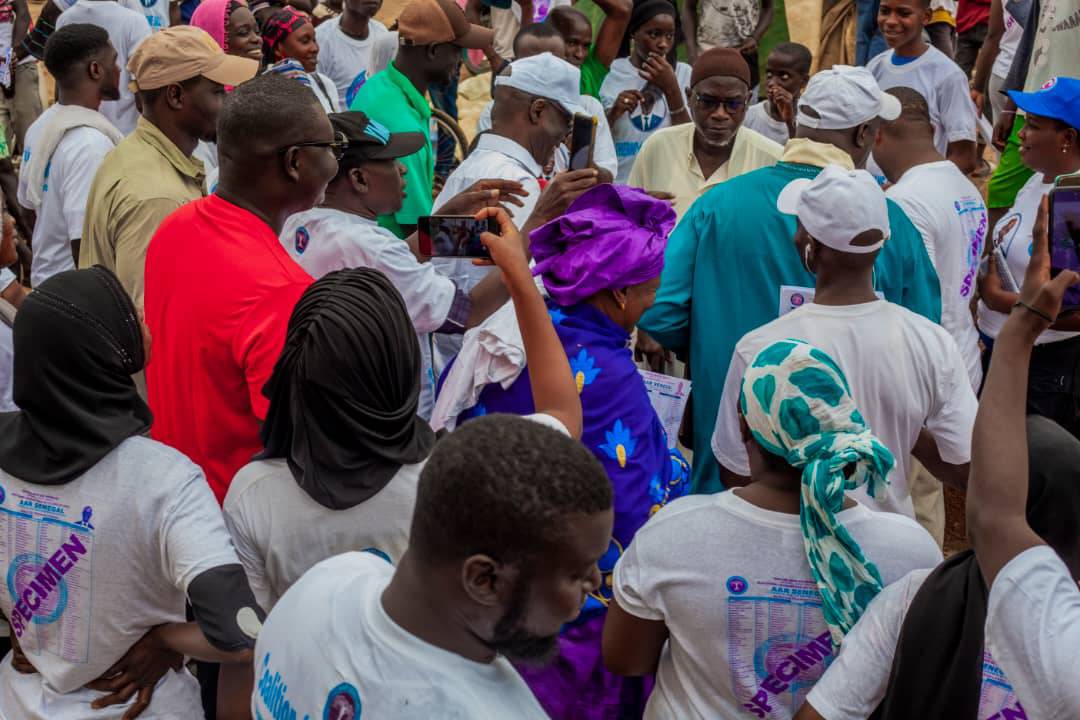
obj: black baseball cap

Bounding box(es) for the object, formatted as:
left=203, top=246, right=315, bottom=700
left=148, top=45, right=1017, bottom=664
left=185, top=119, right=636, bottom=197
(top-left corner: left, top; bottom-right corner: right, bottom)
left=328, top=111, right=426, bottom=161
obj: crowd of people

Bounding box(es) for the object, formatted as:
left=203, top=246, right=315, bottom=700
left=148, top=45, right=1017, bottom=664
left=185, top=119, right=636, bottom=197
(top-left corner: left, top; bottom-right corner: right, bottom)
left=0, top=0, right=1076, bottom=717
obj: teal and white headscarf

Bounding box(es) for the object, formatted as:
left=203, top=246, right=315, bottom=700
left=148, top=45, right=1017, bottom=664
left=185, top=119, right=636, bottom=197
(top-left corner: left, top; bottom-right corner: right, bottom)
left=739, top=338, right=895, bottom=646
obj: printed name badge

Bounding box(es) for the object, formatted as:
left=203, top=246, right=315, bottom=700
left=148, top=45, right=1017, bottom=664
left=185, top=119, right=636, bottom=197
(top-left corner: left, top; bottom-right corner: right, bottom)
left=778, top=286, right=884, bottom=316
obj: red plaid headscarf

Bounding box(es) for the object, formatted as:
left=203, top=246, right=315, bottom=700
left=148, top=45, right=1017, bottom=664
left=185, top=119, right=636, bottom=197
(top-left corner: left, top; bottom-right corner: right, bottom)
left=261, top=6, right=310, bottom=61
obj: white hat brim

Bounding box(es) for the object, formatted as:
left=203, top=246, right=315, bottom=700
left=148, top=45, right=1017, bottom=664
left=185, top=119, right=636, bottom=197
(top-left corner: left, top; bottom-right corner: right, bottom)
left=776, top=178, right=813, bottom=215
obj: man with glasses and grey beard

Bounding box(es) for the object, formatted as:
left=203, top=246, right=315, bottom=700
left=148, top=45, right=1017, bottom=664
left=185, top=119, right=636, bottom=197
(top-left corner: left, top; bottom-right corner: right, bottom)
left=628, top=47, right=783, bottom=220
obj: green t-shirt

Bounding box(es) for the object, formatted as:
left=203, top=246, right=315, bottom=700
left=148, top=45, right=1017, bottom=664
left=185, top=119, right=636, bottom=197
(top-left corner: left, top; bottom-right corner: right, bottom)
left=580, top=47, right=609, bottom=100
left=350, top=62, right=433, bottom=238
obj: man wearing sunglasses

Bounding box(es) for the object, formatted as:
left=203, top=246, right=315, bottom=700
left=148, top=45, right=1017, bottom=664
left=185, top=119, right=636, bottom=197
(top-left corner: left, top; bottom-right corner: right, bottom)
left=143, top=73, right=341, bottom=508
left=627, top=47, right=782, bottom=220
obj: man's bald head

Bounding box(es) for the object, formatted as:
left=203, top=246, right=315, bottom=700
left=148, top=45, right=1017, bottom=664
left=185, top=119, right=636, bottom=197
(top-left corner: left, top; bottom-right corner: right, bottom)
left=218, top=73, right=326, bottom=160
left=881, top=86, right=933, bottom=138
left=548, top=6, right=591, bottom=36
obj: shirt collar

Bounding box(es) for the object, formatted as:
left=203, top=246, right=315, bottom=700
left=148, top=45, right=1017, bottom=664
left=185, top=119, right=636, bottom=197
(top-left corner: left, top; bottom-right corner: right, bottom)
left=133, top=117, right=206, bottom=182
left=779, top=138, right=856, bottom=170
left=385, top=61, right=432, bottom=120
left=476, top=133, right=543, bottom=177
left=685, top=123, right=744, bottom=185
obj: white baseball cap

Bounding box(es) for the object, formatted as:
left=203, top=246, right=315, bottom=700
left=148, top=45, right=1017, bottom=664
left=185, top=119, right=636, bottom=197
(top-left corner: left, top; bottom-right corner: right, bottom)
left=776, top=165, right=890, bottom=254
left=493, top=52, right=585, bottom=117
left=796, top=65, right=901, bottom=130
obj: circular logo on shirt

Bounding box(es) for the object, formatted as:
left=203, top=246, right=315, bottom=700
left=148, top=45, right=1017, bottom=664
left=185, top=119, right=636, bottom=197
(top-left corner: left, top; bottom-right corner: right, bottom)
left=790, top=293, right=805, bottom=308
left=323, top=683, right=361, bottom=720
left=7, top=553, right=69, bottom=624
left=295, top=226, right=310, bottom=255
left=726, top=575, right=749, bottom=595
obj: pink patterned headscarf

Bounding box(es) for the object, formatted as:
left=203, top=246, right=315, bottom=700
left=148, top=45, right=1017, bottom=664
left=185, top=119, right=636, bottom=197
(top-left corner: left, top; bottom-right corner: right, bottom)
left=191, top=0, right=247, bottom=51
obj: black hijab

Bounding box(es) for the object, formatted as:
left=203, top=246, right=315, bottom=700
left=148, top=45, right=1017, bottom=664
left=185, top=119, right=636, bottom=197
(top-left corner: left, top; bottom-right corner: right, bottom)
left=258, top=267, right=435, bottom=510
left=873, top=415, right=1080, bottom=719
left=0, top=266, right=151, bottom=484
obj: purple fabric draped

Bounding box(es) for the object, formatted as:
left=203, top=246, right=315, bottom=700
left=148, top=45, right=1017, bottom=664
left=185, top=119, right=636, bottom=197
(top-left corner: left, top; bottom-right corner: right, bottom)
left=456, top=301, right=690, bottom=719
left=530, top=184, right=676, bottom=307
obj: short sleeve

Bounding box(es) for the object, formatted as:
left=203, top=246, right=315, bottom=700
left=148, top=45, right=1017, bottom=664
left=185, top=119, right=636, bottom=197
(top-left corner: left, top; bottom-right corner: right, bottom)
left=160, top=467, right=242, bottom=593
left=986, top=546, right=1080, bottom=720
left=522, top=412, right=570, bottom=436
left=232, top=281, right=309, bottom=421
left=805, top=572, right=925, bottom=720
left=938, top=66, right=977, bottom=144
left=612, top=530, right=665, bottom=621
left=57, top=130, right=115, bottom=240
left=711, top=347, right=751, bottom=476
left=923, top=331, right=978, bottom=464
left=222, top=487, right=274, bottom=612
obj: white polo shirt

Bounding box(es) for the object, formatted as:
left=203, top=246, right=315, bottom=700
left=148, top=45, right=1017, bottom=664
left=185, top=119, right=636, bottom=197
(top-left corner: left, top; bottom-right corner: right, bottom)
left=280, top=207, right=464, bottom=419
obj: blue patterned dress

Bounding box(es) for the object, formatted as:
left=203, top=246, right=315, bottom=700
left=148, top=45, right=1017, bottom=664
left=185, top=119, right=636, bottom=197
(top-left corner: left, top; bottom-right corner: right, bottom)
left=456, top=300, right=690, bottom=719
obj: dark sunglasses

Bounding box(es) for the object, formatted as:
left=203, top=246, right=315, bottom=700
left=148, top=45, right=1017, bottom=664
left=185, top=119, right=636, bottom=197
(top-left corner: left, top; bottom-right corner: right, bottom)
left=281, top=130, right=350, bottom=160
left=692, top=93, right=748, bottom=115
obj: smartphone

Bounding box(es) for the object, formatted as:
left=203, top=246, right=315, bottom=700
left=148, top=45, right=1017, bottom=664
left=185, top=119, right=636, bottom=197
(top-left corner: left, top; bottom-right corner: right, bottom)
left=569, top=114, right=597, bottom=171
left=417, top=215, right=499, bottom=259
left=1049, top=173, right=1080, bottom=311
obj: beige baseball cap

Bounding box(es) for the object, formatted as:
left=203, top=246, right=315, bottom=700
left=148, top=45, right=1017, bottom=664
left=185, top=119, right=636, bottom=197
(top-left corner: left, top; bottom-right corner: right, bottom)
left=128, top=26, right=259, bottom=92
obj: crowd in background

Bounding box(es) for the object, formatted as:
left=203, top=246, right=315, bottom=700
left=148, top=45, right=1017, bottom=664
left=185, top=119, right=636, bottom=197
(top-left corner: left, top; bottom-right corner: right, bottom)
left=0, top=0, right=1075, bottom=717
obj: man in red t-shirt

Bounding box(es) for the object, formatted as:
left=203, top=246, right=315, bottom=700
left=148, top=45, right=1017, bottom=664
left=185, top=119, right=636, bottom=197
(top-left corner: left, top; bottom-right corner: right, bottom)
left=144, top=73, right=340, bottom=503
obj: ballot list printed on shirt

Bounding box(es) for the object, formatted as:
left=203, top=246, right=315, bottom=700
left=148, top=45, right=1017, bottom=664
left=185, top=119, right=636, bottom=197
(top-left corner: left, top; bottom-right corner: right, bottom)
left=979, top=651, right=1026, bottom=720
left=0, top=483, right=95, bottom=663
left=728, top=574, right=835, bottom=718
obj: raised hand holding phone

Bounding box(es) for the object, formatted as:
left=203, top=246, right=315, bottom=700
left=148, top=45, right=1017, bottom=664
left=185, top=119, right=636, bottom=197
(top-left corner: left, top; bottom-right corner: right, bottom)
left=475, top=206, right=583, bottom=438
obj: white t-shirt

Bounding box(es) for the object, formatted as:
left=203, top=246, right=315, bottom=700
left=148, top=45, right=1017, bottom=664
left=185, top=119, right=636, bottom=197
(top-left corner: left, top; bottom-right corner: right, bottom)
left=613, top=491, right=943, bottom=720
left=17, top=104, right=116, bottom=288
left=0, top=436, right=239, bottom=718
left=985, top=545, right=1080, bottom=720
left=56, top=1, right=151, bottom=135
left=279, top=207, right=459, bottom=419
left=806, top=568, right=1026, bottom=719
left=600, top=57, right=693, bottom=183
left=314, top=16, right=388, bottom=108
left=978, top=173, right=1078, bottom=344
left=992, top=4, right=1024, bottom=80
left=866, top=47, right=977, bottom=157
left=253, top=551, right=550, bottom=720
left=0, top=268, right=14, bottom=413
left=475, top=93, right=619, bottom=179
left=712, top=301, right=978, bottom=517
left=224, top=458, right=422, bottom=611
left=742, top=100, right=790, bottom=146
left=886, top=160, right=986, bottom=390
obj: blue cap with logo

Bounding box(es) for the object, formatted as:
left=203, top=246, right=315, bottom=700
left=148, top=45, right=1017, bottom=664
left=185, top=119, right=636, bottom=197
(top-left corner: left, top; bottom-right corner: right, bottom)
left=1008, top=77, right=1080, bottom=131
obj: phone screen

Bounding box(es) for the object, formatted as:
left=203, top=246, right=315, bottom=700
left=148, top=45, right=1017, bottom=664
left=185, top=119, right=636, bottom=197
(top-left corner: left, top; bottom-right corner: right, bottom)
left=569, top=114, right=597, bottom=171
left=417, top=216, right=497, bottom=259
left=1050, top=186, right=1080, bottom=308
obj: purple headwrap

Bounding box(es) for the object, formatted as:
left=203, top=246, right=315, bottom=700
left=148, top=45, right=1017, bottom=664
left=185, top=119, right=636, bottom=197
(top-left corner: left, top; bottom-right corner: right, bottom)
left=530, top=184, right=676, bottom=306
